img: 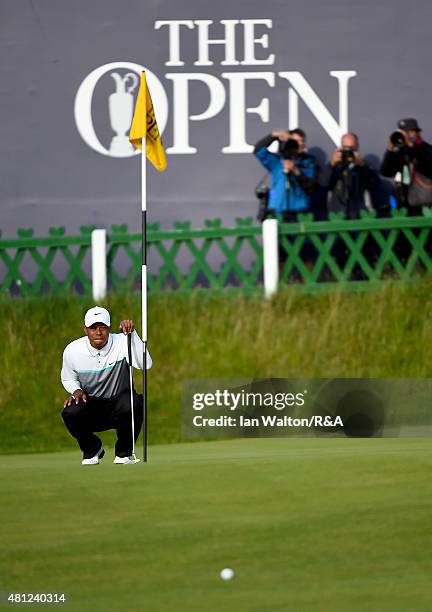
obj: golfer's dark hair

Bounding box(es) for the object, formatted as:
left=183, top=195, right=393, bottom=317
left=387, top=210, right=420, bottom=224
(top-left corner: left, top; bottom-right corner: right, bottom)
left=290, top=128, right=306, bottom=140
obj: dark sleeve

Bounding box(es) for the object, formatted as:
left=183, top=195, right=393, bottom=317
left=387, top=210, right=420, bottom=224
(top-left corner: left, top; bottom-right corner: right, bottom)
left=253, top=133, right=276, bottom=154
left=360, top=164, right=379, bottom=190
left=294, top=157, right=318, bottom=195
left=327, top=165, right=340, bottom=190
left=380, top=150, right=404, bottom=177
left=413, top=143, right=432, bottom=179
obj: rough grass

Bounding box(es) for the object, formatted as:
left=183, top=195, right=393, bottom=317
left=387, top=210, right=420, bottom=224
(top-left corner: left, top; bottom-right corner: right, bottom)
left=1, top=281, right=432, bottom=453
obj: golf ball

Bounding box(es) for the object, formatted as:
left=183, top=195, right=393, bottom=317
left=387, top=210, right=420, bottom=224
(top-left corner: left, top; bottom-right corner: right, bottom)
left=220, top=568, right=234, bottom=581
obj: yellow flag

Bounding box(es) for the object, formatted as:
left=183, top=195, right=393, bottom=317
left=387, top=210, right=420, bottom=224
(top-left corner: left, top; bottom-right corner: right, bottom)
left=129, top=71, right=167, bottom=172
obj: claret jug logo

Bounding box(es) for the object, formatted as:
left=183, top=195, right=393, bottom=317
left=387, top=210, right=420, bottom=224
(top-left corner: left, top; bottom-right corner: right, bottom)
left=74, top=20, right=357, bottom=158
left=74, top=61, right=168, bottom=158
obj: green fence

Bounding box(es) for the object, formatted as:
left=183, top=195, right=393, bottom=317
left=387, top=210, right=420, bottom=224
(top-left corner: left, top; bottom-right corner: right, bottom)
left=278, top=209, right=432, bottom=290
left=0, top=219, right=262, bottom=297
left=0, top=226, right=94, bottom=297
left=1, top=210, right=432, bottom=297
left=108, top=218, right=262, bottom=293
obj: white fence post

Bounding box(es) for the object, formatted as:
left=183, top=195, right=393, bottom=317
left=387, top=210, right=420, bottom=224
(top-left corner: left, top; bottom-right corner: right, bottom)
left=262, top=218, right=279, bottom=298
left=91, top=229, right=107, bottom=301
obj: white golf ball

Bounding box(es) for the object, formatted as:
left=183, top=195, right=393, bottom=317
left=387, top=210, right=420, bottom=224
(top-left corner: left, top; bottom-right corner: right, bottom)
left=220, top=568, right=234, bottom=581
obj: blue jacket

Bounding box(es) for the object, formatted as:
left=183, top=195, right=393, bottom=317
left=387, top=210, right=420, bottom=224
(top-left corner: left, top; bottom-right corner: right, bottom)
left=254, top=137, right=318, bottom=214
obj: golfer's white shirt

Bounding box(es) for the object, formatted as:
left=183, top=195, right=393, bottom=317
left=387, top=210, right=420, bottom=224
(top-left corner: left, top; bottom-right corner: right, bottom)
left=61, top=331, right=152, bottom=398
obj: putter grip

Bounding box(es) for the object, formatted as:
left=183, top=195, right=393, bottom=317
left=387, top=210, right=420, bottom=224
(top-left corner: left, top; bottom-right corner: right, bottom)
left=127, top=332, right=133, bottom=367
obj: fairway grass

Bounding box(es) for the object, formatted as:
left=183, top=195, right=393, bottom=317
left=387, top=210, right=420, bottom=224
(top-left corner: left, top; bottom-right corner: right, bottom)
left=1, top=438, right=431, bottom=611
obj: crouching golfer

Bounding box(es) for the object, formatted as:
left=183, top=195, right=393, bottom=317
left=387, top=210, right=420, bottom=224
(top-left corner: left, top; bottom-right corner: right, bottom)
left=61, top=306, right=152, bottom=465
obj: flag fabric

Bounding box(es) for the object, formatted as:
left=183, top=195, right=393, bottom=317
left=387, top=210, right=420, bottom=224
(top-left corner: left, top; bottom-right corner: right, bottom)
left=129, top=71, right=167, bottom=172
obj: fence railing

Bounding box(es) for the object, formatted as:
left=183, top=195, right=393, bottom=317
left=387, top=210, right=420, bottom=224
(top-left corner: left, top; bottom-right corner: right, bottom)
left=107, top=218, right=262, bottom=294
left=0, top=219, right=263, bottom=297
left=278, top=209, right=432, bottom=290
left=1, top=210, right=432, bottom=298
left=0, top=226, right=94, bottom=297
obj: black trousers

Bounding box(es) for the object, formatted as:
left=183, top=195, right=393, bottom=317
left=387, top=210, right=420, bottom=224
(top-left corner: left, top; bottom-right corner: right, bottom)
left=62, top=389, right=143, bottom=458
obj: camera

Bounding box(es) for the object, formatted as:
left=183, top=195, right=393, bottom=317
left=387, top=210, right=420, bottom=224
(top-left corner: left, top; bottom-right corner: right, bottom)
left=390, top=130, right=406, bottom=149
left=255, top=184, right=270, bottom=221
left=280, top=138, right=299, bottom=160
left=341, top=146, right=355, bottom=164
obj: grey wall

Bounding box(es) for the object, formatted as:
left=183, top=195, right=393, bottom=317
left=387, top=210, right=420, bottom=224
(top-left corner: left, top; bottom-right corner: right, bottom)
left=1, top=0, right=430, bottom=237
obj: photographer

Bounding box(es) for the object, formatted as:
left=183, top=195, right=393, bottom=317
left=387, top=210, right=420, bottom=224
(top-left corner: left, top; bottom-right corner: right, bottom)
left=253, top=128, right=318, bottom=222
left=380, top=118, right=432, bottom=214
left=327, top=133, right=379, bottom=219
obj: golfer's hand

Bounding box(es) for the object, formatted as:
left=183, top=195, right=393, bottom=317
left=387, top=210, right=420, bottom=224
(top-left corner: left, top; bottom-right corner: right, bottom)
left=64, top=389, right=87, bottom=407
left=119, top=319, right=134, bottom=335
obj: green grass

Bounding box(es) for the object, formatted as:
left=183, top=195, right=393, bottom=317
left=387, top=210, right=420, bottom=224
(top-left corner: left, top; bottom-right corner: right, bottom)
left=1, top=282, right=432, bottom=453
left=1, top=438, right=431, bottom=611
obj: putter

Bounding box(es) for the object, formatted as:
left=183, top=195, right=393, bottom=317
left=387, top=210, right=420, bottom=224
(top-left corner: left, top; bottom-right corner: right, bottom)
left=127, top=332, right=138, bottom=462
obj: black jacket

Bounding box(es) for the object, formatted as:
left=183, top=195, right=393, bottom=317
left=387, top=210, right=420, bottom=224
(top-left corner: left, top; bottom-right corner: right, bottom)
left=327, top=162, right=379, bottom=219
left=380, top=140, right=432, bottom=179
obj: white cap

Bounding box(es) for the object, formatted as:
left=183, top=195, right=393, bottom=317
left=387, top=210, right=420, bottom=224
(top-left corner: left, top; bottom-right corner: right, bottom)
left=84, top=306, right=111, bottom=328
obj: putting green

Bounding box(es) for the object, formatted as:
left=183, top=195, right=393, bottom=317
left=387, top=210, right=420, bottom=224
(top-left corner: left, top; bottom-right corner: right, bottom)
left=1, top=438, right=431, bottom=611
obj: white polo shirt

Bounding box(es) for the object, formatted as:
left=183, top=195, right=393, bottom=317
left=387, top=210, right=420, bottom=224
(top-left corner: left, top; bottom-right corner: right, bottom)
left=61, top=330, right=152, bottom=398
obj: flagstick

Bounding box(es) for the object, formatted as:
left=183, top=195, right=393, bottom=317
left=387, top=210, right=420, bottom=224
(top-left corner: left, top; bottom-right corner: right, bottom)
left=130, top=70, right=166, bottom=463
left=141, top=134, right=148, bottom=463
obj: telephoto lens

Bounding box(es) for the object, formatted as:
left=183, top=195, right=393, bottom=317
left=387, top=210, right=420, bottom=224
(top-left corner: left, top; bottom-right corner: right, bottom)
left=390, top=130, right=406, bottom=148
left=281, top=138, right=299, bottom=159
